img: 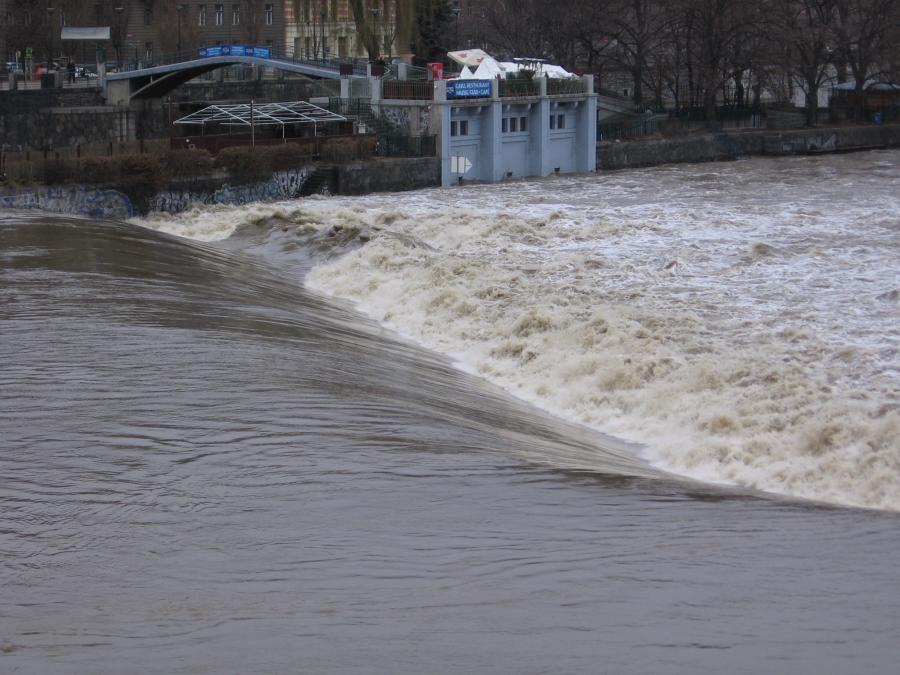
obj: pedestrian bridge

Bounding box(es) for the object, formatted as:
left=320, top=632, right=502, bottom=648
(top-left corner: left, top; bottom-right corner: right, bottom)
left=105, top=54, right=366, bottom=103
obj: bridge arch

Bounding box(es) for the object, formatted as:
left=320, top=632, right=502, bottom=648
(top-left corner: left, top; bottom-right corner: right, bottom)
left=105, top=55, right=358, bottom=102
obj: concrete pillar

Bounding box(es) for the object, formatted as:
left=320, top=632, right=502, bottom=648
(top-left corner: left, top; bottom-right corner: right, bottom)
left=105, top=79, right=131, bottom=106
left=398, top=62, right=408, bottom=80
left=439, top=102, right=453, bottom=187
left=485, top=79, right=502, bottom=182
left=577, top=75, right=598, bottom=173
left=433, top=79, right=447, bottom=102
left=340, top=77, right=350, bottom=98
left=535, top=94, right=551, bottom=176
left=369, top=76, right=382, bottom=115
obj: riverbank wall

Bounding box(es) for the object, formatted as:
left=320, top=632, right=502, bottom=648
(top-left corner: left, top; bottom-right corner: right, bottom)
left=0, top=157, right=441, bottom=219
left=597, top=124, right=900, bottom=170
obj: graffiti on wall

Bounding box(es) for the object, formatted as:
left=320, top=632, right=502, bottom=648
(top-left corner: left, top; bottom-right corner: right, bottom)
left=149, top=168, right=311, bottom=214
left=0, top=186, right=134, bottom=219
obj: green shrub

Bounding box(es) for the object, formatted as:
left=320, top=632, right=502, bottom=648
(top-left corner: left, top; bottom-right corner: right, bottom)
left=42, top=159, right=76, bottom=184
left=163, top=149, right=215, bottom=178
left=268, top=142, right=315, bottom=170
left=79, top=154, right=166, bottom=188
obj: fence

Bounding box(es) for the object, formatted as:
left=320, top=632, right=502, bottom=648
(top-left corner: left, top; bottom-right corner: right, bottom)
left=376, top=134, right=436, bottom=158
left=382, top=79, right=435, bottom=100
left=547, top=78, right=586, bottom=96
left=599, top=108, right=766, bottom=141
left=499, top=79, right=539, bottom=98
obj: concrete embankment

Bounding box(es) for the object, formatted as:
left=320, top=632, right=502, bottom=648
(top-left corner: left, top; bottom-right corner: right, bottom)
left=597, top=124, right=900, bottom=170
left=0, top=157, right=441, bottom=219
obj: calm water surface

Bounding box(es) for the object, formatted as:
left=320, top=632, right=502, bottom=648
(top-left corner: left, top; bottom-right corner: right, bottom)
left=1, top=166, right=899, bottom=674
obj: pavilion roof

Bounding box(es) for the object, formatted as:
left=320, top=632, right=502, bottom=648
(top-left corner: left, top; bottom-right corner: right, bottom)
left=174, top=101, right=347, bottom=127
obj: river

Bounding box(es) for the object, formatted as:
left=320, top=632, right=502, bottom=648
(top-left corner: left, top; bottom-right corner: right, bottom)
left=1, top=151, right=898, bottom=673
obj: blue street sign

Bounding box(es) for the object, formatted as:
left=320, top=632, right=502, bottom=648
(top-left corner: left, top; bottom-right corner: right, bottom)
left=447, top=79, right=492, bottom=99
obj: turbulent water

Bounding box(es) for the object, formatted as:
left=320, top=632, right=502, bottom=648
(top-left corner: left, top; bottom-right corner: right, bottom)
left=2, top=152, right=899, bottom=674
left=139, top=152, right=900, bottom=511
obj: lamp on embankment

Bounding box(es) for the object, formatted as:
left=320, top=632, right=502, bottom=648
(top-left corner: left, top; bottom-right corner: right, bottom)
left=176, top=4, right=186, bottom=59
left=46, top=5, right=56, bottom=68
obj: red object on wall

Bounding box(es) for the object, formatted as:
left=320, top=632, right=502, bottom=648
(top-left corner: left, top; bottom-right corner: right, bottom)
left=427, top=62, right=444, bottom=80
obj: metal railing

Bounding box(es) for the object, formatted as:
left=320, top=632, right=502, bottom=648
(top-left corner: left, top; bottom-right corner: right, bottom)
left=499, top=79, right=539, bottom=98
left=382, top=79, right=434, bottom=100
left=376, top=134, right=436, bottom=158
left=547, top=78, right=586, bottom=96
left=105, top=47, right=370, bottom=77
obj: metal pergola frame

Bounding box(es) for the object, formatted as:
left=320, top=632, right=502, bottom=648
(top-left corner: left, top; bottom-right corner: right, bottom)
left=173, top=100, right=347, bottom=144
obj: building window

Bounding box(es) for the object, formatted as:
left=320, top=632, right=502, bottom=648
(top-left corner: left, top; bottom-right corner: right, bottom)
left=215, top=4, right=223, bottom=26
left=520, top=116, right=528, bottom=131
left=557, top=114, right=565, bottom=129
left=265, top=4, right=273, bottom=25
left=502, top=118, right=508, bottom=133
left=549, top=114, right=556, bottom=130
left=460, top=120, right=468, bottom=135
left=144, top=8, right=152, bottom=25
left=232, top=4, right=239, bottom=25
left=198, top=5, right=206, bottom=26
left=450, top=121, right=458, bottom=137
left=510, top=117, right=518, bottom=132
left=145, top=42, right=153, bottom=63
left=24, top=10, right=31, bottom=26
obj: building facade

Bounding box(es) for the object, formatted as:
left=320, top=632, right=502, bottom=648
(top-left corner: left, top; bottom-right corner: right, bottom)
left=285, top=0, right=403, bottom=60
left=115, top=1, right=285, bottom=65
left=0, top=1, right=285, bottom=69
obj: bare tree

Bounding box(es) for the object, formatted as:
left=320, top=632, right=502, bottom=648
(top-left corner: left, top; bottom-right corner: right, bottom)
left=766, top=0, right=836, bottom=125
left=833, top=0, right=899, bottom=118
left=681, top=0, right=761, bottom=124
left=601, top=0, right=672, bottom=104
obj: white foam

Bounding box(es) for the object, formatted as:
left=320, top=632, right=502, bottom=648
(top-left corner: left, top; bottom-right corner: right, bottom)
left=138, top=154, right=900, bottom=510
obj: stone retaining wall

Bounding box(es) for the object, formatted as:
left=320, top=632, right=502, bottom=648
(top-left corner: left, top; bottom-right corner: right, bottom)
left=336, top=158, right=441, bottom=195
left=597, top=124, right=900, bottom=170
left=0, top=158, right=442, bottom=219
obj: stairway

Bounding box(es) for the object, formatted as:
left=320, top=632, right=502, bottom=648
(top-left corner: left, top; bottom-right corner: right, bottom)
left=301, top=165, right=337, bottom=196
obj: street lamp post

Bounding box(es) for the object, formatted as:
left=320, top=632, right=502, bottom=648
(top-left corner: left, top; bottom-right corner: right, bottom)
left=46, top=5, right=55, bottom=68
left=370, top=7, right=380, bottom=60
left=305, top=19, right=311, bottom=58
left=176, top=4, right=186, bottom=59
left=320, top=11, right=326, bottom=61
left=113, top=6, right=124, bottom=67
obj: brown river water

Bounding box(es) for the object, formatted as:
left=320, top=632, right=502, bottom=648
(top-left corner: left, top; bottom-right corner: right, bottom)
left=2, top=152, right=899, bottom=674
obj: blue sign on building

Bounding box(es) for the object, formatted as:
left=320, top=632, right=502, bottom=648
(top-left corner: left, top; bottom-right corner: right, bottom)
left=447, top=79, right=492, bottom=99
left=199, top=45, right=271, bottom=59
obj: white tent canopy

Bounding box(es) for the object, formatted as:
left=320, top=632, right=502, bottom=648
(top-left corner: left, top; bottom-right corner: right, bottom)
left=174, top=101, right=346, bottom=127
left=447, top=49, right=575, bottom=81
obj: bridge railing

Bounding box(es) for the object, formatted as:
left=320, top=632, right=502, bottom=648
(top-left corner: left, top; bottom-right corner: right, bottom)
left=106, top=48, right=371, bottom=77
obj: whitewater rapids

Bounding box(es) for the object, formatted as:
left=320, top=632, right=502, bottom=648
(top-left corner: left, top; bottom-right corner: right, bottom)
left=135, top=152, right=900, bottom=510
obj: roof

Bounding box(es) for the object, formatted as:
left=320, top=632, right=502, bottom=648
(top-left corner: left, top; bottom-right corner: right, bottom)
left=174, top=101, right=347, bottom=127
